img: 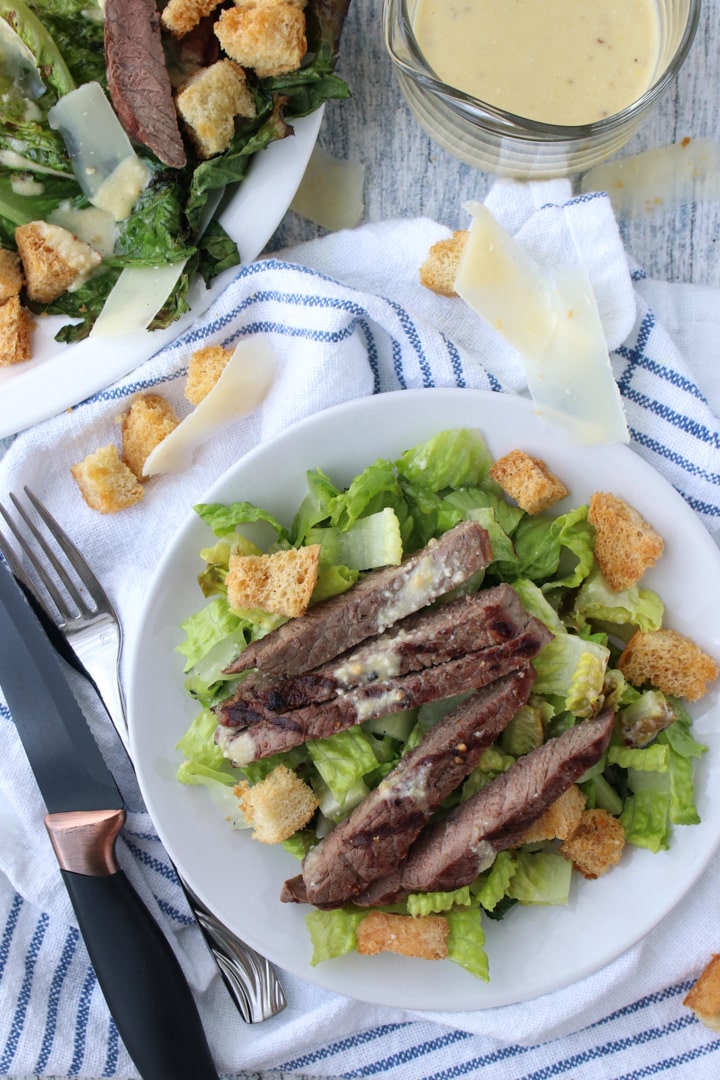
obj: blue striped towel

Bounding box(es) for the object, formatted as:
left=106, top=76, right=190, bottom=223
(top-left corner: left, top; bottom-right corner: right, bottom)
left=0, top=178, right=719, bottom=1079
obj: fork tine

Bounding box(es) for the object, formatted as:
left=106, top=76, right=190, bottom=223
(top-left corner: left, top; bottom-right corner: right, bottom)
left=0, top=523, right=44, bottom=605
left=23, top=487, right=115, bottom=611
left=4, top=494, right=88, bottom=617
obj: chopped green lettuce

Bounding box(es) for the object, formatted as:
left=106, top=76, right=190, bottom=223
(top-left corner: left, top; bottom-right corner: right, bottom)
left=446, top=908, right=489, bottom=982
left=406, top=887, right=472, bottom=916
left=306, top=907, right=366, bottom=966
left=306, top=726, right=380, bottom=807
left=507, top=851, right=573, bottom=906
left=573, top=568, right=664, bottom=632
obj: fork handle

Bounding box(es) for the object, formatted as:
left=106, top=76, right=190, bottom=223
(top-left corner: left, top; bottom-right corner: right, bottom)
left=47, top=811, right=218, bottom=1080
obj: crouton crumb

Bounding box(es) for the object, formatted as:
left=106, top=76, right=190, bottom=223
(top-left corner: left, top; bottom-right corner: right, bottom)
left=519, top=784, right=586, bottom=844
left=185, top=344, right=234, bottom=404
left=356, top=911, right=450, bottom=961
left=176, top=60, right=256, bottom=159
left=227, top=544, right=321, bottom=617
left=618, top=628, right=718, bottom=702
left=489, top=450, right=569, bottom=515
left=15, top=221, right=102, bottom=304
left=559, top=808, right=625, bottom=879
left=0, top=295, right=33, bottom=366
left=70, top=445, right=145, bottom=514
left=214, top=0, right=308, bottom=79
left=418, top=230, right=468, bottom=297
left=120, top=393, right=180, bottom=478
left=684, top=954, right=720, bottom=1032
left=235, top=764, right=318, bottom=843
left=161, top=0, right=223, bottom=37
left=588, top=492, right=664, bottom=591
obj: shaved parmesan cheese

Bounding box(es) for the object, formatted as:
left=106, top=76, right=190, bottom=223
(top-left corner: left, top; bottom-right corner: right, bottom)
left=290, top=144, right=365, bottom=232
left=455, top=203, right=629, bottom=445
left=48, top=82, right=150, bottom=220
left=89, top=262, right=188, bottom=338
left=142, top=338, right=277, bottom=476
left=49, top=204, right=116, bottom=258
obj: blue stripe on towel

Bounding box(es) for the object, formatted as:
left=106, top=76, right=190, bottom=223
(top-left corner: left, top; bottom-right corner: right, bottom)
left=0, top=910, right=48, bottom=1074
left=34, top=926, right=79, bottom=1073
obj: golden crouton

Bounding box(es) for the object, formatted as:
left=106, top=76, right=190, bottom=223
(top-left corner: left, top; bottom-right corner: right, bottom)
left=227, top=544, right=321, bottom=617
left=0, top=247, right=24, bottom=303
left=0, top=295, right=33, bottom=366
left=559, top=808, right=625, bottom=879
left=618, top=628, right=718, bottom=702
left=185, top=344, right=233, bottom=404
left=235, top=764, right=318, bottom=843
left=489, top=450, right=569, bottom=515
left=419, top=230, right=468, bottom=297
left=588, top=492, right=664, bottom=591
left=120, top=393, right=180, bottom=478
left=176, top=60, right=256, bottom=159
left=519, top=784, right=586, bottom=844
left=356, top=911, right=450, bottom=961
left=70, top=444, right=144, bottom=514
left=684, top=954, right=720, bottom=1032
left=160, top=0, right=222, bottom=37
left=215, top=0, right=307, bottom=79
left=15, top=221, right=102, bottom=305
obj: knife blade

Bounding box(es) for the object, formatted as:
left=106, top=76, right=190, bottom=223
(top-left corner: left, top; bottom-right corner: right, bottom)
left=0, top=560, right=219, bottom=1080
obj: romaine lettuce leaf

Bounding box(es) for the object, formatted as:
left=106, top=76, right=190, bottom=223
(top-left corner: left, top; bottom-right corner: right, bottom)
left=395, top=428, right=493, bottom=493
left=307, top=726, right=380, bottom=807
left=407, top=887, right=472, bottom=916
left=573, top=568, right=664, bottom=632
left=306, top=907, right=366, bottom=966
left=507, top=851, right=573, bottom=906
left=446, top=908, right=489, bottom=981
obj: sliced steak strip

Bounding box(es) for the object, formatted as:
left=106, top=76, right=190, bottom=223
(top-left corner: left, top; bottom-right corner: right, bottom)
left=105, top=0, right=187, bottom=169
left=215, top=619, right=552, bottom=762
left=352, top=708, right=615, bottom=908
left=223, top=521, right=493, bottom=677
left=282, top=666, right=537, bottom=907
left=230, top=584, right=531, bottom=720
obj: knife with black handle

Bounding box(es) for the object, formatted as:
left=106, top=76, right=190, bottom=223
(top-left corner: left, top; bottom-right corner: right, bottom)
left=0, top=560, right=219, bottom=1080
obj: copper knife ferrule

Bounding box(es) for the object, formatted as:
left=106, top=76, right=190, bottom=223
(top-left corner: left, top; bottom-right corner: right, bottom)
left=45, top=808, right=126, bottom=876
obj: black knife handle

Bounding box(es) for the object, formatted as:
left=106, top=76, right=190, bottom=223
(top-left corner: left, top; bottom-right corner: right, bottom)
left=60, top=868, right=219, bottom=1080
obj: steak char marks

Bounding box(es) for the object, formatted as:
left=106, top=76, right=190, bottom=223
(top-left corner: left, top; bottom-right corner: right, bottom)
left=351, top=708, right=615, bottom=908
left=105, top=0, right=187, bottom=169
left=281, top=666, right=538, bottom=907
left=223, top=521, right=494, bottom=677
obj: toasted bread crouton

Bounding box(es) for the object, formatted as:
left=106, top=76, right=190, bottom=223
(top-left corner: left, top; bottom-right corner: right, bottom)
left=357, top=911, right=450, bottom=961
left=519, top=784, right=586, bottom=844
left=15, top=221, right=102, bottom=305
left=618, top=628, right=718, bottom=702
left=0, top=248, right=24, bottom=303
left=185, top=344, right=233, bottom=404
left=70, top=444, right=144, bottom=514
left=227, top=544, right=321, bottom=617
left=215, top=0, right=307, bottom=78
left=176, top=60, right=256, bottom=159
left=588, top=492, right=664, bottom=591
left=419, top=230, right=468, bottom=297
left=161, top=0, right=222, bottom=37
left=235, top=764, right=318, bottom=843
left=120, top=393, right=180, bottom=478
left=684, top=954, right=720, bottom=1031
left=0, top=295, right=33, bottom=366
left=489, top=450, right=569, bottom=515
left=559, top=808, right=625, bottom=879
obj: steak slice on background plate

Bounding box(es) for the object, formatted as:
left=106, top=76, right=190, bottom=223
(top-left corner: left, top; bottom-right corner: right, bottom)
left=225, top=583, right=533, bottom=721
left=105, top=0, right=187, bottom=169
left=215, top=618, right=552, bottom=762
left=282, top=665, right=538, bottom=907
left=350, top=707, right=615, bottom=908
left=223, top=520, right=493, bottom=677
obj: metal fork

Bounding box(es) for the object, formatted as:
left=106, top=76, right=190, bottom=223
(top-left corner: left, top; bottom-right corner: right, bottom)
left=0, top=486, right=286, bottom=1024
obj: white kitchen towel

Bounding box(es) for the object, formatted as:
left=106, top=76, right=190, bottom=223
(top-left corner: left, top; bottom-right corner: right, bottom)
left=0, top=178, right=719, bottom=1080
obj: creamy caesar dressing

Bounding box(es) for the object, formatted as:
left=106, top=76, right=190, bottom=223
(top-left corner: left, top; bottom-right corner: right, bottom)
left=412, top=0, right=660, bottom=125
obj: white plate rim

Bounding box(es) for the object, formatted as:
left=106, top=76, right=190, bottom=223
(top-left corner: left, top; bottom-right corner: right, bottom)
left=0, top=108, right=323, bottom=440
left=127, top=387, right=720, bottom=1013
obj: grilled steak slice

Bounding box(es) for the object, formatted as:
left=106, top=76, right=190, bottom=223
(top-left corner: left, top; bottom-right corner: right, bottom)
left=229, top=584, right=532, bottom=721
left=223, top=521, right=493, bottom=677
left=351, top=708, right=615, bottom=907
left=215, top=618, right=552, bottom=762
left=282, top=666, right=537, bottom=907
left=105, top=0, right=187, bottom=169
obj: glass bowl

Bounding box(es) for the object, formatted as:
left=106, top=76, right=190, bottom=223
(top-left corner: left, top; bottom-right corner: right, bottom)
left=384, top=0, right=701, bottom=179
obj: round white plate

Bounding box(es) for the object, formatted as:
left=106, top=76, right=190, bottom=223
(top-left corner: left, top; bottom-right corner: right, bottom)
left=127, top=388, right=720, bottom=1011
left=0, top=109, right=323, bottom=441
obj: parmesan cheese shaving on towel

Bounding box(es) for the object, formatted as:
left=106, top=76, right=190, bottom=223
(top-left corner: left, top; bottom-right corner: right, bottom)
left=455, top=201, right=629, bottom=445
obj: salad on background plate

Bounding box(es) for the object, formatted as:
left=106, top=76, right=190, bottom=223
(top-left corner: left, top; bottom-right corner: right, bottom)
left=127, top=389, right=720, bottom=1012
